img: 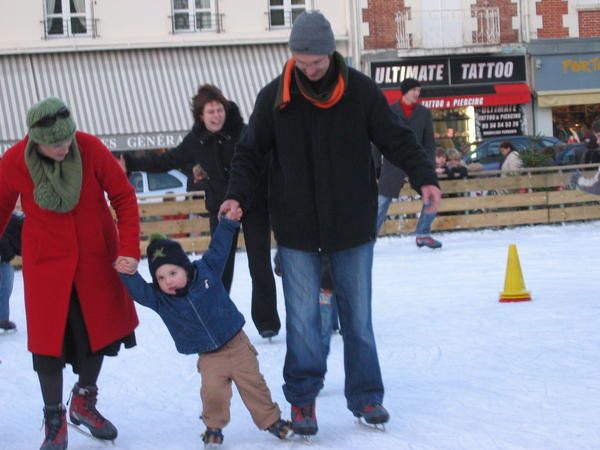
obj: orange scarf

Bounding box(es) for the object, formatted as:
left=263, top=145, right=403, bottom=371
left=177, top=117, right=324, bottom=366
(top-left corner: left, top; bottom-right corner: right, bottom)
left=275, top=52, right=347, bottom=110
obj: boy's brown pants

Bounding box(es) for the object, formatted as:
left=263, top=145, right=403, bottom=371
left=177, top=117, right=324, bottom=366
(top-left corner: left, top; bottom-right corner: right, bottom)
left=197, top=330, right=281, bottom=430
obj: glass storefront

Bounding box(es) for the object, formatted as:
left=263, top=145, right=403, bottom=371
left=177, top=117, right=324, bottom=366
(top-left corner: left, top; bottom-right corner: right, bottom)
left=551, top=104, right=600, bottom=143
left=432, top=107, right=476, bottom=151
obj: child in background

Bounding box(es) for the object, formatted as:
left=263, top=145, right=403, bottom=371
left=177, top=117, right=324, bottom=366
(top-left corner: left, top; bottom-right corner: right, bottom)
left=435, top=147, right=447, bottom=176
left=118, top=216, right=291, bottom=448
left=444, top=148, right=468, bottom=180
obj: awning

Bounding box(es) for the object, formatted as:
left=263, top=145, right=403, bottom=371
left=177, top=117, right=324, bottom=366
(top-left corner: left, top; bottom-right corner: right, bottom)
left=1, top=44, right=289, bottom=152
left=0, top=55, right=38, bottom=149
left=382, top=83, right=531, bottom=109
left=536, top=89, right=600, bottom=107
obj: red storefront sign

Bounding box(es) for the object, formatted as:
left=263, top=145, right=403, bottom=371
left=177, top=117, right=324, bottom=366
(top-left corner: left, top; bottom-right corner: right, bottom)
left=382, top=83, right=531, bottom=109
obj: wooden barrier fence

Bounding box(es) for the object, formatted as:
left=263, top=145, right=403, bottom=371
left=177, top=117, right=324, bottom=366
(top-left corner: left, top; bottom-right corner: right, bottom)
left=380, top=163, right=600, bottom=236
left=9, top=164, right=600, bottom=267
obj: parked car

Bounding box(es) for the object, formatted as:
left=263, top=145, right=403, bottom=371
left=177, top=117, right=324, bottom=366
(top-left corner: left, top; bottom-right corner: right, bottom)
left=462, top=136, right=562, bottom=171
left=128, top=170, right=188, bottom=203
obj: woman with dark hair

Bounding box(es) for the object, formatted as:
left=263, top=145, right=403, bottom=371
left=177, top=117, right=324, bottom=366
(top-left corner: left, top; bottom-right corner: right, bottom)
left=499, top=140, right=523, bottom=173
left=121, top=84, right=280, bottom=338
left=0, top=97, right=140, bottom=450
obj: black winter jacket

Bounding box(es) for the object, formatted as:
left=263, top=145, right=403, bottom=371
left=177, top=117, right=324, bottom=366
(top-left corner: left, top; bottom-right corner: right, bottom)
left=226, top=67, right=438, bottom=253
left=0, top=213, right=23, bottom=263
left=124, top=102, right=266, bottom=214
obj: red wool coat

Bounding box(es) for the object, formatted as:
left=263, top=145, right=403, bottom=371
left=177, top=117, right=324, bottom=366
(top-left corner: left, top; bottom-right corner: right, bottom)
left=0, top=132, right=140, bottom=356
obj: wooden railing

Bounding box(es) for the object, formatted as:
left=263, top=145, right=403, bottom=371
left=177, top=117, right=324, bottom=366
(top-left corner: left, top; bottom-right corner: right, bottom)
left=380, top=164, right=600, bottom=236
left=10, top=164, right=600, bottom=268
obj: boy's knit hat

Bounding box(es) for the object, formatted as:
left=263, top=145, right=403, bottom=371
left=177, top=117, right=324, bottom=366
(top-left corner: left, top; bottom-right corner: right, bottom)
left=147, top=234, right=193, bottom=284
left=288, top=10, right=335, bottom=55
left=26, top=97, right=76, bottom=145
left=400, top=78, right=421, bottom=94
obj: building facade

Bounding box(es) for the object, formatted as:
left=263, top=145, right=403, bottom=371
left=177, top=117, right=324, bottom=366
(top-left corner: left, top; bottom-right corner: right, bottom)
left=359, top=0, right=600, bottom=149
left=0, top=0, right=354, bottom=154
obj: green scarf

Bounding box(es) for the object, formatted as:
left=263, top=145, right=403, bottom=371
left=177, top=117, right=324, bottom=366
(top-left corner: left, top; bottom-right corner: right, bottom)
left=24, top=138, right=82, bottom=213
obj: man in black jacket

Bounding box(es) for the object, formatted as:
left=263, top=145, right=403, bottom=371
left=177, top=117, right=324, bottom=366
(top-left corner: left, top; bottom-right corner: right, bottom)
left=220, top=11, right=441, bottom=436
left=375, top=78, right=442, bottom=249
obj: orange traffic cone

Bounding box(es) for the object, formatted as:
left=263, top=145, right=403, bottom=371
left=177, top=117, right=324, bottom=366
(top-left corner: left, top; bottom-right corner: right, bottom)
left=499, top=244, right=531, bottom=303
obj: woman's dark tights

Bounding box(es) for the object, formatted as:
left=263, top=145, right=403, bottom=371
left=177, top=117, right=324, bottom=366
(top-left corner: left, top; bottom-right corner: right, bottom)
left=38, top=354, right=104, bottom=406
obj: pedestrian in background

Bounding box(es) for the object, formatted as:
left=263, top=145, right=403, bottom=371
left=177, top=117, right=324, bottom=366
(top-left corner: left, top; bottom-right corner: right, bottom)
left=0, top=212, right=23, bottom=333
left=121, top=85, right=280, bottom=339
left=375, top=78, right=441, bottom=249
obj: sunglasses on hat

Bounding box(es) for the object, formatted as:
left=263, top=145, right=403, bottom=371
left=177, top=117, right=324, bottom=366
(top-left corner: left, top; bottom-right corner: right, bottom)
left=31, top=107, right=70, bottom=128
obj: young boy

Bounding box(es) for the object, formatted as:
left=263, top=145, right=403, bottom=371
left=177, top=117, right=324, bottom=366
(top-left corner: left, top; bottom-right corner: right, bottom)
left=118, top=216, right=291, bottom=448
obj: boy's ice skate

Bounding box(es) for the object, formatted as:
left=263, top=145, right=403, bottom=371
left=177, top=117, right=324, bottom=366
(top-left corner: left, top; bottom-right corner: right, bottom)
left=202, top=427, right=223, bottom=448
left=68, top=383, right=117, bottom=442
left=267, top=418, right=293, bottom=440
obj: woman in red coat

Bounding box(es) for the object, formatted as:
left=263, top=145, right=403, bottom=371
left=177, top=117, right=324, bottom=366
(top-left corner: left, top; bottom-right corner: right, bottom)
left=0, top=97, right=140, bottom=450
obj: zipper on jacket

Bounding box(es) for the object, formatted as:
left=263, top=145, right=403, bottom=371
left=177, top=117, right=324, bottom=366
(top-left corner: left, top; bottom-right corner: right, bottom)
left=186, top=295, right=219, bottom=349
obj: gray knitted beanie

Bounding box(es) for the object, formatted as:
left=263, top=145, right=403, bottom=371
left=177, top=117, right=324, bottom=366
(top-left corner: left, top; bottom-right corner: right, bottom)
left=289, top=11, right=335, bottom=55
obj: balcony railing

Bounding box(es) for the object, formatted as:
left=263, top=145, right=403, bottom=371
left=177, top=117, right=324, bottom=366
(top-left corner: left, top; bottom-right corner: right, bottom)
left=41, top=17, right=99, bottom=39
left=171, top=13, right=224, bottom=33
left=266, top=9, right=305, bottom=30
left=395, top=7, right=500, bottom=50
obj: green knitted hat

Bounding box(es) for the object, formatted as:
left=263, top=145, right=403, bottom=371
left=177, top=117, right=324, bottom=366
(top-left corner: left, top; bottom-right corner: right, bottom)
left=26, top=97, right=76, bottom=145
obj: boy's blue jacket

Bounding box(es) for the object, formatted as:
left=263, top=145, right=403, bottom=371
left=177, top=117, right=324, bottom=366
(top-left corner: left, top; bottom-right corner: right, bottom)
left=120, top=217, right=245, bottom=354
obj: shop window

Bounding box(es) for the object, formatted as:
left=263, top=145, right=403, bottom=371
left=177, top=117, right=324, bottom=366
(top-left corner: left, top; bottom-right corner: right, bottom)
left=432, top=108, right=475, bottom=151
left=43, top=0, right=96, bottom=38
left=268, top=0, right=307, bottom=29
left=552, top=104, right=600, bottom=143
left=172, top=0, right=221, bottom=32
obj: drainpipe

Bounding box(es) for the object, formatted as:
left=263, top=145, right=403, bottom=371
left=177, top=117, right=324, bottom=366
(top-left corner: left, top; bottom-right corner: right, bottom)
left=348, top=0, right=362, bottom=71
left=519, top=0, right=531, bottom=43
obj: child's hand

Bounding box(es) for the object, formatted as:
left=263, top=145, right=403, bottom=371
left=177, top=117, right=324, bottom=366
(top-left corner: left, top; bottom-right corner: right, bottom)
left=219, top=199, right=243, bottom=221
left=224, top=209, right=242, bottom=221
left=114, top=256, right=138, bottom=274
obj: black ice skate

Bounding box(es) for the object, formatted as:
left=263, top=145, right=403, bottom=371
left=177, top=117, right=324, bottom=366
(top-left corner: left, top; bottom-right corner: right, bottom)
left=202, top=427, right=223, bottom=448
left=0, top=319, right=16, bottom=334
left=267, top=418, right=293, bottom=440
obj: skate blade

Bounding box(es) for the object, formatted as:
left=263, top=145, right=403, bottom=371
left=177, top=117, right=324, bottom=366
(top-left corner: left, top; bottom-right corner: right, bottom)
left=298, top=434, right=313, bottom=444
left=356, top=418, right=386, bottom=431
left=0, top=328, right=17, bottom=335
left=204, top=443, right=222, bottom=449
left=68, top=423, right=115, bottom=446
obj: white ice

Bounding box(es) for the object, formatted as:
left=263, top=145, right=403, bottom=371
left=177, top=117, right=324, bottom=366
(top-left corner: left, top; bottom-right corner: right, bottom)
left=1, top=222, right=599, bottom=449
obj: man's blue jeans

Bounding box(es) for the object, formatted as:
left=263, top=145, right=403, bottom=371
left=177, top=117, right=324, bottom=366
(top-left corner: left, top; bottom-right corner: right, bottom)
left=0, top=262, right=15, bottom=321
left=278, top=242, right=384, bottom=412
left=377, top=194, right=436, bottom=237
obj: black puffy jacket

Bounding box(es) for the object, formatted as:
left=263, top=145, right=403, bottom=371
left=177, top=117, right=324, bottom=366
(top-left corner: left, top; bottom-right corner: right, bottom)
left=0, top=214, right=23, bottom=263
left=124, top=102, right=267, bottom=214
left=227, top=67, right=438, bottom=253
